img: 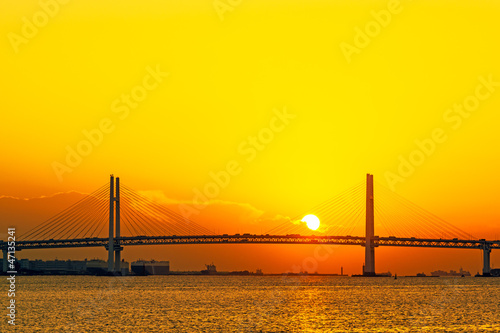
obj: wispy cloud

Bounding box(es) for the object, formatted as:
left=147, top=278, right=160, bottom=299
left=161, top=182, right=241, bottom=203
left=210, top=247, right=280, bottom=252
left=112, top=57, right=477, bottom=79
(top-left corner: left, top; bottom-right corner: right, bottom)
left=0, top=190, right=86, bottom=201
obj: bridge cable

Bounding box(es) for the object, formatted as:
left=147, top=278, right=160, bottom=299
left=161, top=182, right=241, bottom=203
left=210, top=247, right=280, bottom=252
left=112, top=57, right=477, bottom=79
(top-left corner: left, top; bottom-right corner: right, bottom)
left=21, top=184, right=109, bottom=240
left=121, top=184, right=214, bottom=235
left=374, top=181, right=475, bottom=239
left=47, top=186, right=109, bottom=240
left=120, top=186, right=201, bottom=236
left=265, top=181, right=365, bottom=235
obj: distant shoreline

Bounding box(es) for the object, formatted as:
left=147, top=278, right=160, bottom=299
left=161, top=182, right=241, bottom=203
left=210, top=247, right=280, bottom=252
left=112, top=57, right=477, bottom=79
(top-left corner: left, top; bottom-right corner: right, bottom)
left=3, top=272, right=496, bottom=277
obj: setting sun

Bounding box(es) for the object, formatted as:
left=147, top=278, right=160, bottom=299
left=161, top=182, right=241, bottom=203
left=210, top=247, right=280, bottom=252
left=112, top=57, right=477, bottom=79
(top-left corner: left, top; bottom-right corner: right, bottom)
left=301, top=214, right=320, bottom=231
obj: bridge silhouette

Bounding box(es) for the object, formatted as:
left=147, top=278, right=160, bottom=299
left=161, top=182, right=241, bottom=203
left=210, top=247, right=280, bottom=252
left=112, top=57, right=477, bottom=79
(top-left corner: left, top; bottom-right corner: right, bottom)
left=2, top=174, right=499, bottom=276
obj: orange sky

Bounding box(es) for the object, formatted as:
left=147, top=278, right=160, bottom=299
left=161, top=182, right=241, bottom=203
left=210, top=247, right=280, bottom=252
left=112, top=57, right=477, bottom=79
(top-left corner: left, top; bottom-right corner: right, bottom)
left=1, top=0, right=499, bottom=275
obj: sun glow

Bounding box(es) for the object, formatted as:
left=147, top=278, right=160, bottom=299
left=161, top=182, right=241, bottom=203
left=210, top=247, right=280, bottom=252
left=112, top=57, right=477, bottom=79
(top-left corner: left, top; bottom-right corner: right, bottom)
left=301, top=214, right=320, bottom=231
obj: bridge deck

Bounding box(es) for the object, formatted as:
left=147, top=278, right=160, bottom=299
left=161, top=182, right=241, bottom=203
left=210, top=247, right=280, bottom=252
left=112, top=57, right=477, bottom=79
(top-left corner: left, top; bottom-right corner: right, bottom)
left=3, top=235, right=500, bottom=250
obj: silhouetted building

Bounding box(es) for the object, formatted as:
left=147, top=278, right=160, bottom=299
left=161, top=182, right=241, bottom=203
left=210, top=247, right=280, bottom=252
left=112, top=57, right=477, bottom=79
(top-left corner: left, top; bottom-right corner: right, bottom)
left=9, top=258, right=129, bottom=275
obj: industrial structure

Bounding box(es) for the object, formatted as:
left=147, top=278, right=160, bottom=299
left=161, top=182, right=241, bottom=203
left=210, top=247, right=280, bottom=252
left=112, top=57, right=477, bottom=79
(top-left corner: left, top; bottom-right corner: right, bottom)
left=0, top=258, right=130, bottom=275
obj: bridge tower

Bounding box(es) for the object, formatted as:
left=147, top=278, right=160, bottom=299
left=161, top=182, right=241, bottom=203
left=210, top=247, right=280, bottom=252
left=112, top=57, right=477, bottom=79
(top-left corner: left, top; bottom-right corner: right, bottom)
left=114, top=177, right=122, bottom=273
left=482, top=244, right=491, bottom=276
left=107, top=175, right=123, bottom=274
left=108, top=175, right=115, bottom=272
left=364, top=173, right=376, bottom=276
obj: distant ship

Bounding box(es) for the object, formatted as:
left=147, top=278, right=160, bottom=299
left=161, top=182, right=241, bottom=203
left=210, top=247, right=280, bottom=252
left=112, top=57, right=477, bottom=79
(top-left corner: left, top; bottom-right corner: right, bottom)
left=431, top=268, right=471, bottom=277
left=201, top=263, right=217, bottom=275
left=131, top=260, right=170, bottom=275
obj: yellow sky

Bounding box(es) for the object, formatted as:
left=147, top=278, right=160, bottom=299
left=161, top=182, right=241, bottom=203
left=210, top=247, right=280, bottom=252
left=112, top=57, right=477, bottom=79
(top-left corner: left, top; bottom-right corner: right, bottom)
left=1, top=0, right=500, bottom=248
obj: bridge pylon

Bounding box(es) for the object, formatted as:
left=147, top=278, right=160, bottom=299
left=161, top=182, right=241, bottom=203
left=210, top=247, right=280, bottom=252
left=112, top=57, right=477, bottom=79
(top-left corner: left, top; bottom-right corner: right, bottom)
left=364, top=173, right=376, bottom=276
left=107, top=175, right=123, bottom=274
left=482, top=244, right=491, bottom=276
left=114, top=177, right=122, bottom=273
left=108, top=175, right=115, bottom=273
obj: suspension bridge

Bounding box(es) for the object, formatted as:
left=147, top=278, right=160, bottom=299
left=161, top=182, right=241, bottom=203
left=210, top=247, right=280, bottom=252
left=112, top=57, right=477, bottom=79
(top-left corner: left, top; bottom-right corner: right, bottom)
left=2, top=174, right=499, bottom=276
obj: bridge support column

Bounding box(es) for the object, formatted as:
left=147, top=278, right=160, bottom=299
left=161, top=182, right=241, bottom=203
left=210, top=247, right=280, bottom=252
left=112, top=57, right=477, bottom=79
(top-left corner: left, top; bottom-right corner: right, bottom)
left=482, top=245, right=491, bottom=276
left=108, top=175, right=115, bottom=273
left=2, top=249, right=7, bottom=273
left=114, top=177, right=122, bottom=274
left=364, top=174, right=375, bottom=276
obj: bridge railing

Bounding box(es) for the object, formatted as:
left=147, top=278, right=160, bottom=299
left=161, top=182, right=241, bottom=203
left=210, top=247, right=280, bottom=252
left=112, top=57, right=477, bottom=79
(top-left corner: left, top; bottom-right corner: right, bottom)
left=2, top=234, right=499, bottom=250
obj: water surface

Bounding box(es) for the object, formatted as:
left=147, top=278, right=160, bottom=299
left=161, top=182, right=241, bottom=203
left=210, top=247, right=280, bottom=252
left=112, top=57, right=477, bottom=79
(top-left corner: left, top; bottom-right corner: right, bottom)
left=8, top=275, right=500, bottom=332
